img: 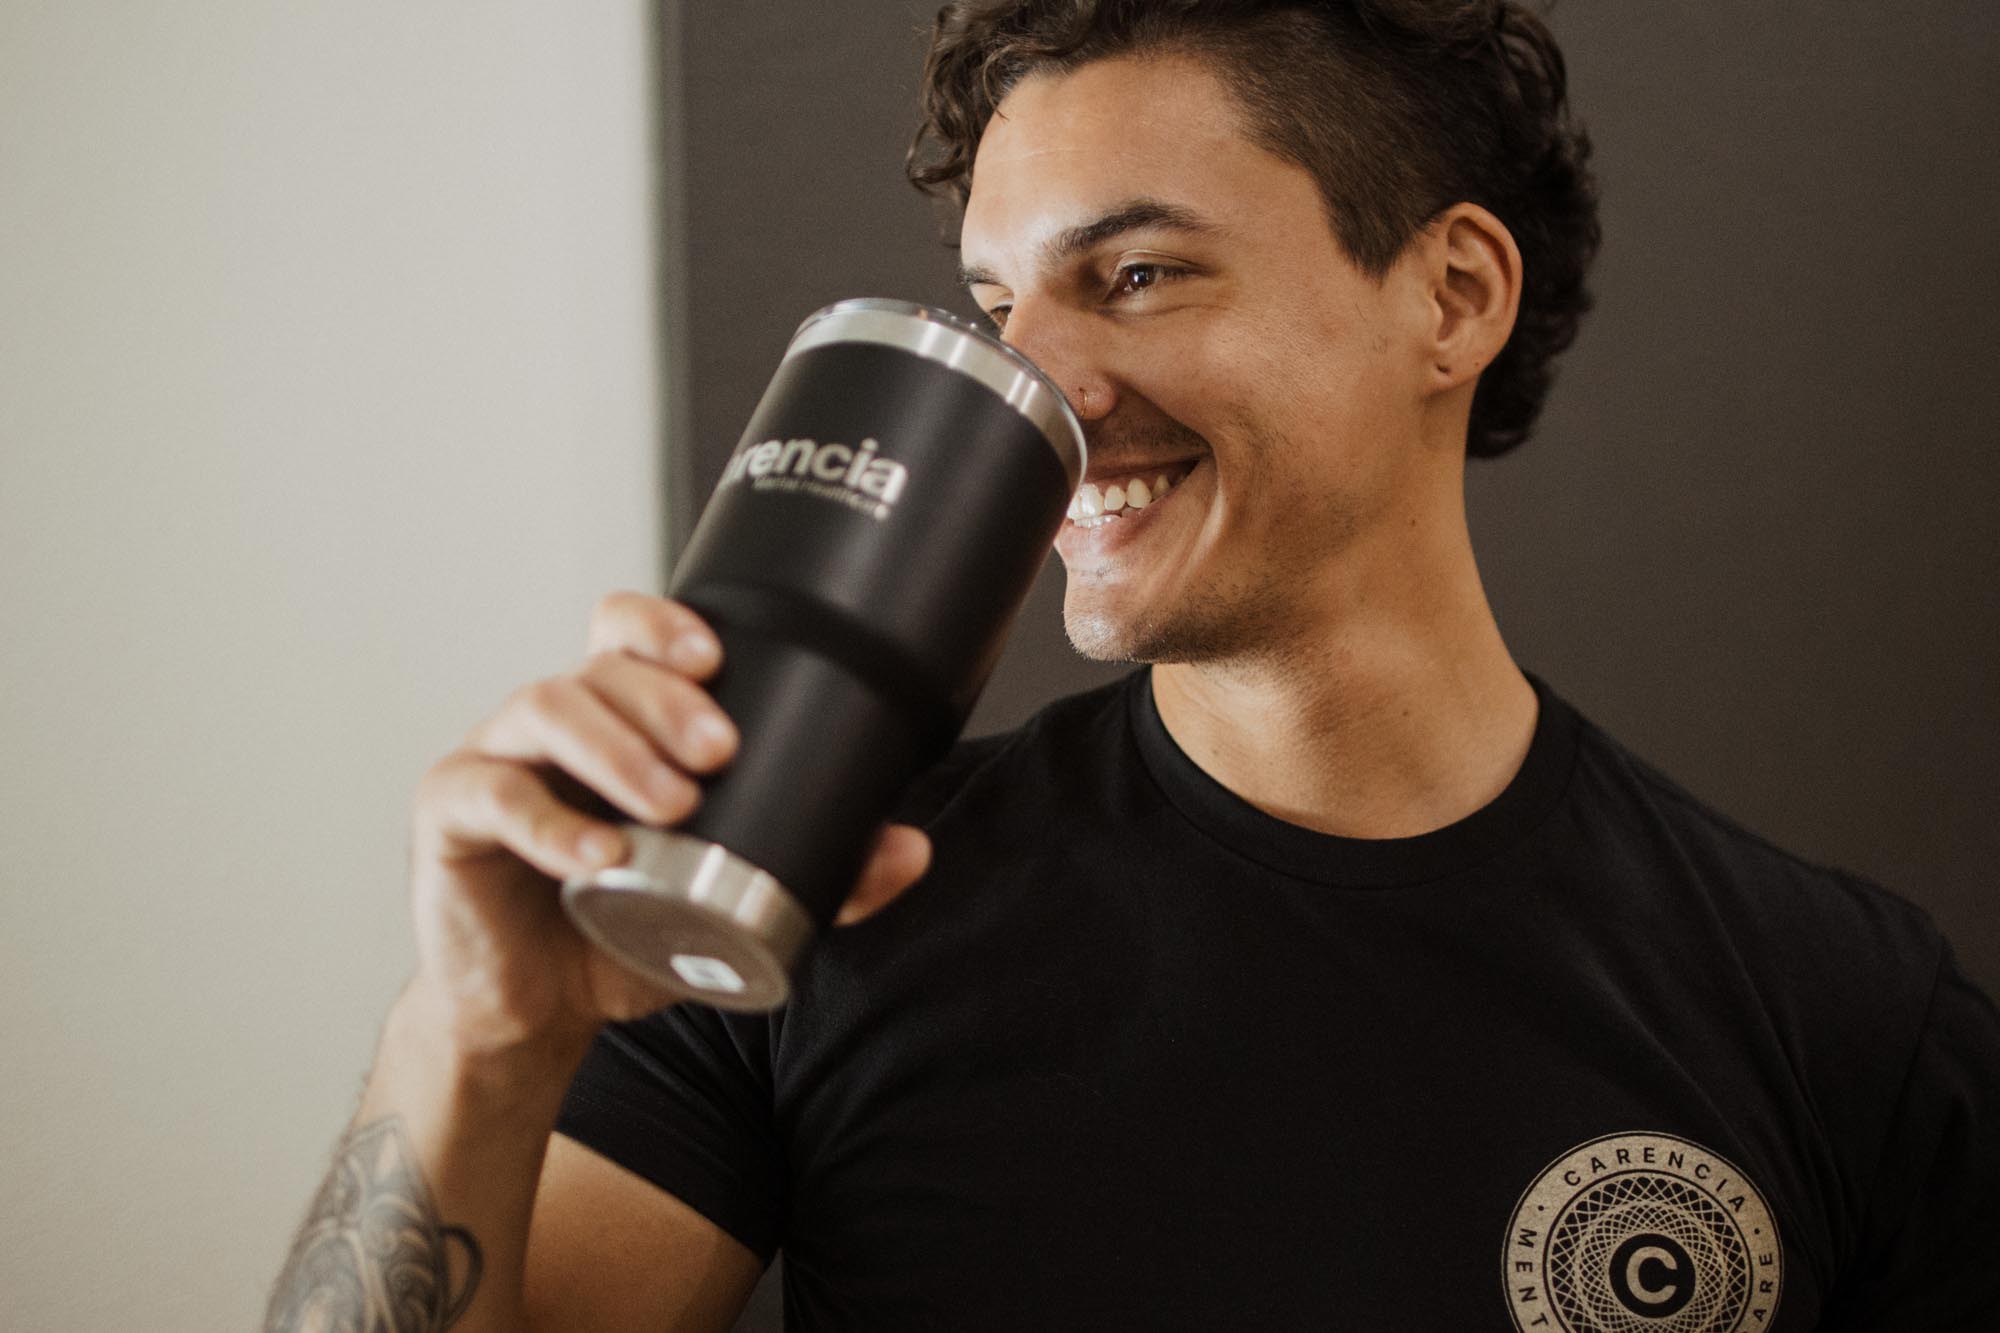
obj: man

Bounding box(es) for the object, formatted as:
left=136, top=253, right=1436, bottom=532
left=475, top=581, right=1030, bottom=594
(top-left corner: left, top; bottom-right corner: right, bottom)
left=267, top=3, right=2000, bottom=1330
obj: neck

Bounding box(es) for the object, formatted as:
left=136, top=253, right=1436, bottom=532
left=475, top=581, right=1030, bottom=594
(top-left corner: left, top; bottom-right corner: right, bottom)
left=1150, top=485, right=1537, bottom=841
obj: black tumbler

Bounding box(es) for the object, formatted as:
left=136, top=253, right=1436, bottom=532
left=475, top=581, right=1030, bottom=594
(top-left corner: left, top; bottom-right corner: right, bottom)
left=561, top=298, right=1084, bottom=1011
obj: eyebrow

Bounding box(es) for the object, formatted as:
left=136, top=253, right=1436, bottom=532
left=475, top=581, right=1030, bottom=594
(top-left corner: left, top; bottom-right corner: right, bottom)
left=956, top=197, right=1221, bottom=289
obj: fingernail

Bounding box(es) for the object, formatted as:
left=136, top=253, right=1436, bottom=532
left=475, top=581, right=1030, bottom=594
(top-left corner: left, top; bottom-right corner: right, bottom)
left=668, top=632, right=720, bottom=675
left=690, top=711, right=737, bottom=763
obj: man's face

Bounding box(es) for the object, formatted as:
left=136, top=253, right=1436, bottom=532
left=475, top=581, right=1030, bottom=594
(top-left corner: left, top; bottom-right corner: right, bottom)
left=959, top=54, right=1437, bottom=664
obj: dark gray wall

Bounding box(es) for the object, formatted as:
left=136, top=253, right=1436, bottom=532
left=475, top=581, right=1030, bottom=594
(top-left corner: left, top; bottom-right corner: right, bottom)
left=669, top=0, right=2000, bottom=995
left=665, top=10, right=1998, bottom=1320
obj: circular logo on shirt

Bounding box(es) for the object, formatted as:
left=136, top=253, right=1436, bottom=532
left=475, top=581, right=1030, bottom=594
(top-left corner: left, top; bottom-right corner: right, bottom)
left=1502, top=1132, right=1782, bottom=1332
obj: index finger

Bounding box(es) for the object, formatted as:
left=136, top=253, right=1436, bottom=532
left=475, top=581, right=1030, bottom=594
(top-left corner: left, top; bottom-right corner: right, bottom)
left=586, top=591, right=722, bottom=678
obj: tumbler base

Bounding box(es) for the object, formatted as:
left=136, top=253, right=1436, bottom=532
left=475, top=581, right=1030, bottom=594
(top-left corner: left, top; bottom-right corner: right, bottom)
left=561, top=827, right=813, bottom=1013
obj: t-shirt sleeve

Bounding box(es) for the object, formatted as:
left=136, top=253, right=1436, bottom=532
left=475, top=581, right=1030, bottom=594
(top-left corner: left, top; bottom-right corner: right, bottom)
left=1820, top=938, right=2000, bottom=1329
left=554, top=1004, right=785, bottom=1264
left=548, top=734, right=1008, bottom=1267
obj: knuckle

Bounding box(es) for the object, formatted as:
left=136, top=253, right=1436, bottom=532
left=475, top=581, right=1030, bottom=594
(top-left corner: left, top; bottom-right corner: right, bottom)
left=587, top=591, right=639, bottom=652
left=483, top=762, right=539, bottom=819
left=411, top=769, right=449, bottom=824
left=417, top=751, right=477, bottom=805
left=515, top=675, right=571, bottom=718
left=590, top=590, right=681, bottom=658
left=591, top=588, right=642, bottom=626
left=580, top=647, right=633, bottom=681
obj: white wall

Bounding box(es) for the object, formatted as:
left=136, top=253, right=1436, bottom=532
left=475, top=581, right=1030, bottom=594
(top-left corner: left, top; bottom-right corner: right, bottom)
left=0, top=4, right=663, bottom=1326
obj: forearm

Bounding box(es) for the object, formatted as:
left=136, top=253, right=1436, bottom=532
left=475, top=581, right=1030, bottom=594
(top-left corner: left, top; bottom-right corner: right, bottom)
left=263, top=981, right=595, bottom=1333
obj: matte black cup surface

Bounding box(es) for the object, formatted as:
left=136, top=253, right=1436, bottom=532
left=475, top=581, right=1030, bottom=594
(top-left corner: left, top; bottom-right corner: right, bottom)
left=561, top=298, right=1084, bottom=1011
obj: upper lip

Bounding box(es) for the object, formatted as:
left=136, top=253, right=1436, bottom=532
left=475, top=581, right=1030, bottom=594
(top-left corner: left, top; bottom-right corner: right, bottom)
left=1081, top=455, right=1202, bottom=486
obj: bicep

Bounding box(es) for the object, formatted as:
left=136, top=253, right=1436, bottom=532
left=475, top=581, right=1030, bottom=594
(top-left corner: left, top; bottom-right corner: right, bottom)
left=523, top=1131, right=767, bottom=1333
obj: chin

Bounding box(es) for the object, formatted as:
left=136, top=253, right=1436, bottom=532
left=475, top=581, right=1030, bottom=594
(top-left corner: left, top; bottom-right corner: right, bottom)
left=1062, top=599, right=1206, bottom=665
left=1062, top=573, right=1296, bottom=666
left=1062, top=606, right=1144, bottom=663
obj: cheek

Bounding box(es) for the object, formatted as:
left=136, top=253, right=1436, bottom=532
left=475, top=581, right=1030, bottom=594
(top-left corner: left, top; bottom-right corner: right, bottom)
left=1138, top=324, right=1282, bottom=441
left=1204, top=351, right=1392, bottom=525
left=1246, top=309, right=1411, bottom=458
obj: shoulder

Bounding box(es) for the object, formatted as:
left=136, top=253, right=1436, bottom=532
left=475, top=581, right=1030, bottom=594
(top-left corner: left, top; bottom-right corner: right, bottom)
left=1552, top=702, right=2000, bottom=1257
left=1568, top=700, right=1944, bottom=948
left=1562, top=702, right=1951, bottom=1052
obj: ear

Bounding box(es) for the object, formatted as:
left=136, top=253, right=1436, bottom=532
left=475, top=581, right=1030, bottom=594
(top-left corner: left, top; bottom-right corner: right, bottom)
left=1418, top=203, right=1522, bottom=394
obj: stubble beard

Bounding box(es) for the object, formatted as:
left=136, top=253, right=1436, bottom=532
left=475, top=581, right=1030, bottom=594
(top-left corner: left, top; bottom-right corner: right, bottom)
left=1062, top=561, right=1298, bottom=667
left=1061, top=469, right=1365, bottom=669
left=1060, top=412, right=1345, bottom=667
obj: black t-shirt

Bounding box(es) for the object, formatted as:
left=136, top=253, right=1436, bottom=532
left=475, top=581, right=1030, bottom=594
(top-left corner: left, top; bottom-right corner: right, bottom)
left=556, top=669, right=2000, bottom=1330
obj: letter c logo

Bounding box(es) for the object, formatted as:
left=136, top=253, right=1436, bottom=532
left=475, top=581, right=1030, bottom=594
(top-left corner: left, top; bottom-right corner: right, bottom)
left=1609, top=1233, right=1695, bottom=1317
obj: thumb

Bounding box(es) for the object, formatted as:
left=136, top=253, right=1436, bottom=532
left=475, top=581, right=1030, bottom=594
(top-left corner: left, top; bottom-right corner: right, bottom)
left=833, top=824, right=932, bottom=927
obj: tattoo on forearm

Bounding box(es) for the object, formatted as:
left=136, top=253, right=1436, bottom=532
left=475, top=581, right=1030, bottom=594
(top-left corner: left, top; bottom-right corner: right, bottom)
left=264, top=1116, right=484, bottom=1332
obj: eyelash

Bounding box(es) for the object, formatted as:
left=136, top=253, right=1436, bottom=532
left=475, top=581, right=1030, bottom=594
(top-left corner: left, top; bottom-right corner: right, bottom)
left=981, top=262, right=1187, bottom=331
left=1107, top=261, right=1185, bottom=299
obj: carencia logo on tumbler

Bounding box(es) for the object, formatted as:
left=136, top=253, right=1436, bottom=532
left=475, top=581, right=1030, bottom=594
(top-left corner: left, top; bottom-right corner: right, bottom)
left=718, top=435, right=909, bottom=521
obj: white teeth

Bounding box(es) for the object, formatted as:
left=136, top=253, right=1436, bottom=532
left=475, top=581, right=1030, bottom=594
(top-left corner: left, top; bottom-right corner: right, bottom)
left=1066, top=467, right=1191, bottom=526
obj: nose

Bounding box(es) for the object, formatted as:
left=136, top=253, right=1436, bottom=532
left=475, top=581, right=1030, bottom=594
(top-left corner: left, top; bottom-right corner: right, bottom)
left=1000, top=299, right=1117, bottom=424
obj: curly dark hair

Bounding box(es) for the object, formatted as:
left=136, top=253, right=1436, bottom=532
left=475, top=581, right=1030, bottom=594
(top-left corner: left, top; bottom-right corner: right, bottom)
left=908, top=0, right=1601, bottom=459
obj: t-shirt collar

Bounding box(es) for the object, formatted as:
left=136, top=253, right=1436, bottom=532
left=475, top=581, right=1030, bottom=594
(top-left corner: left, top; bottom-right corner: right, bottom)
left=1126, top=665, right=1581, bottom=887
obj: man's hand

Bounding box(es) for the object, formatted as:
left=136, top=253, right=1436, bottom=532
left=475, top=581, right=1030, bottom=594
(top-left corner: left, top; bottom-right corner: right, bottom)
left=407, top=590, right=932, bottom=1063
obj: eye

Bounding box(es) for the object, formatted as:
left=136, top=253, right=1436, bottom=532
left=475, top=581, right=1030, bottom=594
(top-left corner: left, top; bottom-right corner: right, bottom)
left=1108, top=261, right=1184, bottom=300
left=968, top=289, right=1011, bottom=332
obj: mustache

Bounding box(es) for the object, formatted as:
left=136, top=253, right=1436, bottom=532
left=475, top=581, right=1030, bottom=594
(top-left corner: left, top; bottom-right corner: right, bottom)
left=1082, top=414, right=1210, bottom=468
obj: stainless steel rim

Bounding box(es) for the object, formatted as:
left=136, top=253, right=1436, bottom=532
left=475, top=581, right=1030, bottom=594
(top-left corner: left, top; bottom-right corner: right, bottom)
left=786, top=297, right=1086, bottom=490
left=560, top=827, right=814, bottom=1012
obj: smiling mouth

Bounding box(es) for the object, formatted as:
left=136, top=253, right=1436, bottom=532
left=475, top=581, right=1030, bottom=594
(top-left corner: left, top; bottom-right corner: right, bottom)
left=1066, top=459, right=1200, bottom=530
